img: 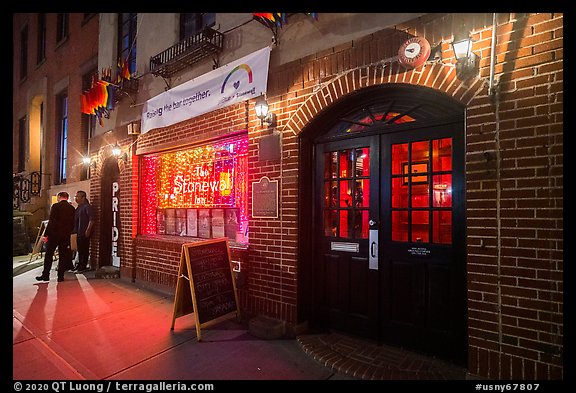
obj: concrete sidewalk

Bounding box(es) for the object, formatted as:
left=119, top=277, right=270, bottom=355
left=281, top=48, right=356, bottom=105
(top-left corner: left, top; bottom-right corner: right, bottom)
left=13, top=255, right=350, bottom=381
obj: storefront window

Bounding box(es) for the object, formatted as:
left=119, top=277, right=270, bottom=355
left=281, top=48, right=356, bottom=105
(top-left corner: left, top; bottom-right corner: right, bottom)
left=140, top=134, right=249, bottom=244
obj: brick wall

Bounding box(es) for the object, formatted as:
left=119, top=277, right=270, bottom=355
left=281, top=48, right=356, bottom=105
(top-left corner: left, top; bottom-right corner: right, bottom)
left=88, top=12, right=562, bottom=379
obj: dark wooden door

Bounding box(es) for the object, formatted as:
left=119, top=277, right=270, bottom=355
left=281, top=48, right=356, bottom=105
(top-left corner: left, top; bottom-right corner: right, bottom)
left=379, top=124, right=466, bottom=363
left=314, top=136, right=380, bottom=338
left=314, top=124, right=466, bottom=364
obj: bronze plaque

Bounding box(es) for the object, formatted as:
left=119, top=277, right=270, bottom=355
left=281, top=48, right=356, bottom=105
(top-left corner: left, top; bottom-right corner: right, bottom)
left=252, top=176, right=278, bottom=218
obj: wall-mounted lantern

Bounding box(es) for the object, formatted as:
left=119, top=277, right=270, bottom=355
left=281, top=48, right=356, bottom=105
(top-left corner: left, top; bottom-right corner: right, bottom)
left=254, top=95, right=277, bottom=128
left=451, top=31, right=479, bottom=79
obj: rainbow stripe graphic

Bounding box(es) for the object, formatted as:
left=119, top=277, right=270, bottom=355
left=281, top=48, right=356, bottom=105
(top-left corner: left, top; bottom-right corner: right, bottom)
left=221, top=64, right=253, bottom=93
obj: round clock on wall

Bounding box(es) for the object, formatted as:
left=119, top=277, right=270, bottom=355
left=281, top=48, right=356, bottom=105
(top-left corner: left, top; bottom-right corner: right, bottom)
left=398, top=36, right=431, bottom=69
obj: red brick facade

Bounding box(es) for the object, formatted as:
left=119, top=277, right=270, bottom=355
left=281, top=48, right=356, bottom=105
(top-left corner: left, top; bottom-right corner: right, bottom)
left=87, top=13, right=562, bottom=379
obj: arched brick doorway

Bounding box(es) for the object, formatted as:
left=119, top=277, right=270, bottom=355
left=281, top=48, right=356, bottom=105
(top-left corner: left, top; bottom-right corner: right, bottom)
left=298, top=83, right=467, bottom=365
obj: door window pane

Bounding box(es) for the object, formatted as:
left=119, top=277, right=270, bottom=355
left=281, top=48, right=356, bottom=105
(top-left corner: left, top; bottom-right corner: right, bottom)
left=325, top=151, right=338, bottom=179
left=354, top=179, right=369, bottom=207
left=411, top=211, right=429, bottom=243
left=325, top=181, right=338, bottom=207
left=411, top=180, right=429, bottom=208
left=433, top=211, right=452, bottom=244
left=411, top=140, right=429, bottom=163
left=355, top=148, right=370, bottom=177
left=339, top=180, right=353, bottom=207
left=392, top=177, right=408, bottom=208
left=433, top=138, right=452, bottom=172
left=392, top=210, right=408, bottom=242
left=433, top=174, right=452, bottom=207
left=324, top=209, right=338, bottom=237
left=392, top=143, right=408, bottom=175
left=339, top=150, right=352, bottom=178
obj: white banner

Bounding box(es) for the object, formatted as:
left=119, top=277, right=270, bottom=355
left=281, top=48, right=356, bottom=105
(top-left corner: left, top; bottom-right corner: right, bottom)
left=141, top=46, right=271, bottom=134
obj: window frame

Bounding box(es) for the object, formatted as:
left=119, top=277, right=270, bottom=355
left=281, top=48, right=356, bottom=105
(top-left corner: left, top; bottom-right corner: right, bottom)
left=117, top=13, right=137, bottom=75
left=56, top=13, right=69, bottom=44
left=179, top=13, right=216, bottom=41
left=19, top=25, right=28, bottom=80
left=55, top=91, right=68, bottom=184
left=37, top=13, right=46, bottom=64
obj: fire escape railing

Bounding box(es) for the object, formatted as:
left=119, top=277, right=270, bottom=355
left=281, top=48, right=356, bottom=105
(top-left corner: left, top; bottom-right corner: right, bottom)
left=149, top=27, right=224, bottom=78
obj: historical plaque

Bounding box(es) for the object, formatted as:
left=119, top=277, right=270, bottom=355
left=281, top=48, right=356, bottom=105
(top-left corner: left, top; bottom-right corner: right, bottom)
left=171, top=239, right=240, bottom=341
left=251, top=176, right=278, bottom=219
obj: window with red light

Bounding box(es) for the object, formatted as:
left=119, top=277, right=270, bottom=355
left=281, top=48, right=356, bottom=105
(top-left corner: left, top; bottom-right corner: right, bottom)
left=391, top=137, right=452, bottom=244
left=323, top=147, right=370, bottom=239
left=140, top=135, right=249, bottom=244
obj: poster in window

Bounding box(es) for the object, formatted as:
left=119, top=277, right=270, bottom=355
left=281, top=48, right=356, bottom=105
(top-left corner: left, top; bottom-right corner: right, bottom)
left=165, top=209, right=176, bottom=235
left=186, top=209, right=198, bottom=237
left=198, top=209, right=211, bottom=239
left=211, top=208, right=225, bottom=238
left=176, top=209, right=187, bottom=236
left=156, top=209, right=166, bottom=235
left=224, top=208, right=239, bottom=242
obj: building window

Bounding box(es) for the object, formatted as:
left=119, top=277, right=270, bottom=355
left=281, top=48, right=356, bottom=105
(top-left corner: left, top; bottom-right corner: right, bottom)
left=18, top=117, right=26, bottom=173
left=180, top=13, right=215, bottom=40
left=56, top=92, right=68, bottom=184
left=140, top=134, right=249, bottom=244
left=20, top=26, right=28, bottom=80
left=117, top=13, right=137, bottom=74
left=56, top=13, right=69, bottom=44
left=37, top=13, right=46, bottom=64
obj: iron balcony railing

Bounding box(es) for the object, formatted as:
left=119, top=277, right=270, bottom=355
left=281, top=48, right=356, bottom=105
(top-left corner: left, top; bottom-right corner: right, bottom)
left=149, top=27, right=224, bottom=78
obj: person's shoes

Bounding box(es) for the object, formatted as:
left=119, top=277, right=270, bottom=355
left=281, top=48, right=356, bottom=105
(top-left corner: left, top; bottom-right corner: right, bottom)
left=57, top=277, right=64, bottom=282
left=74, top=268, right=88, bottom=274
left=35, top=275, right=49, bottom=281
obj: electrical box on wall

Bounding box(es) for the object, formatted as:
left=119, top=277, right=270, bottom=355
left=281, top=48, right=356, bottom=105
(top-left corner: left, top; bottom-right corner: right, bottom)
left=258, top=131, right=281, bottom=161
left=127, top=122, right=141, bottom=135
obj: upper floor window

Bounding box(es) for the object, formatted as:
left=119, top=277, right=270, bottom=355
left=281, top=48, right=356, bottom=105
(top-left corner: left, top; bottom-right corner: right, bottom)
left=37, top=13, right=46, bottom=64
left=56, top=13, right=69, bottom=44
left=180, top=13, right=215, bottom=40
left=118, top=13, right=137, bottom=74
left=19, top=26, right=28, bottom=80
left=56, top=92, right=68, bottom=184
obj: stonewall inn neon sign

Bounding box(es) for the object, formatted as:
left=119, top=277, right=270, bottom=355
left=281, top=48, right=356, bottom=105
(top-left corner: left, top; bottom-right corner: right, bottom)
left=140, top=135, right=248, bottom=235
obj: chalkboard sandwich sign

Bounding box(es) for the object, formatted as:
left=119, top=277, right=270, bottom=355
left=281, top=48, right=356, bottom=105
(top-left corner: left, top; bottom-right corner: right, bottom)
left=171, top=238, right=240, bottom=341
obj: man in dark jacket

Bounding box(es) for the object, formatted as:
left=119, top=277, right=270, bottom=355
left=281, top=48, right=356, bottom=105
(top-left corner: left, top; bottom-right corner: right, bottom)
left=36, top=191, right=76, bottom=282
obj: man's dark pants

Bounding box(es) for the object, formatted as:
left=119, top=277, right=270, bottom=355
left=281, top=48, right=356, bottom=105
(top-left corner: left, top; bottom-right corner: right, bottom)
left=41, top=237, right=73, bottom=279
left=76, top=234, right=90, bottom=270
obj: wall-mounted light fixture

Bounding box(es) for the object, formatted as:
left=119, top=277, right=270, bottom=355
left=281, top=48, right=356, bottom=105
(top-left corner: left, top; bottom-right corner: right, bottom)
left=84, top=156, right=96, bottom=168
left=112, top=143, right=128, bottom=162
left=254, top=95, right=277, bottom=128
left=82, top=156, right=96, bottom=168
left=451, top=30, right=479, bottom=79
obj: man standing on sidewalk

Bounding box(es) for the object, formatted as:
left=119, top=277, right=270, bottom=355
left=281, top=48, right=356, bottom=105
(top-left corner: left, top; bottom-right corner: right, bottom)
left=71, top=190, right=95, bottom=273
left=36, top=191, right=75, bottom=282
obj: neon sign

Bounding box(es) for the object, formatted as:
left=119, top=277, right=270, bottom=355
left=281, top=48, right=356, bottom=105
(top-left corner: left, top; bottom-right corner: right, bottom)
left=141, top=135, right=248, bottom=236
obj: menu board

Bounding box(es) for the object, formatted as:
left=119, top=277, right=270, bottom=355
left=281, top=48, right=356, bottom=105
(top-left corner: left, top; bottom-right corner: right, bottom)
left=170, top=239, right=240, bottom=341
